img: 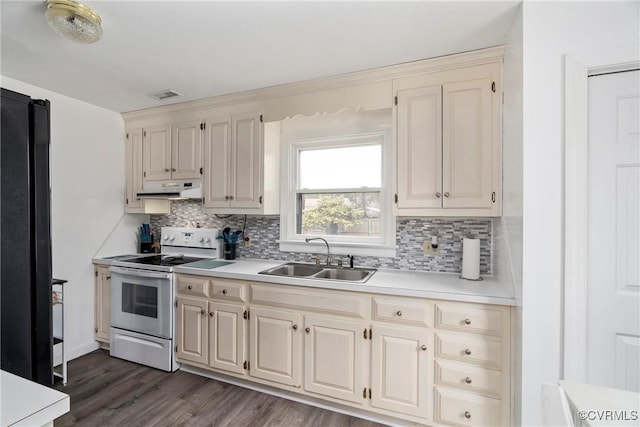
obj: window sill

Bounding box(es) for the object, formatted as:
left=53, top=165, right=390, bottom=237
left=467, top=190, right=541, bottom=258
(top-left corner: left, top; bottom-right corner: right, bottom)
left=277, top=240, right=397, bottom=258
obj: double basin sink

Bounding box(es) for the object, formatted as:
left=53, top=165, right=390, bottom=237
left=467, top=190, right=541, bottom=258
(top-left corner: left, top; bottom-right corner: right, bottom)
left=258, top=262, right=376, bottom=283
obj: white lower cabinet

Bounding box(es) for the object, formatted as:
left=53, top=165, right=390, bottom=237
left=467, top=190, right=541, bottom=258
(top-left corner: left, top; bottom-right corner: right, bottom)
left=208, top=301, right=246, bottom=375
left=371, top=324, right=431, bottom=419
left=174, top=275, right=512, bottom=426
left=176, top=296, right=208, bottom=365
left=303, top=316, right=366, bottom=404
left=249, top=306, right=302, bottom=387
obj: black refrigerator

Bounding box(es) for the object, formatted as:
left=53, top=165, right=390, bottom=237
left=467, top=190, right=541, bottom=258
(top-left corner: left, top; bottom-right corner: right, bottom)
left=1, top=88, right=53, bottom=385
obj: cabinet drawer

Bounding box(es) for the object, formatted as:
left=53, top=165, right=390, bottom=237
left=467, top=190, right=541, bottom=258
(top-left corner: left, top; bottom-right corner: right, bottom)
left=435, top=360, right=503, bottom=398
left=210, top=279, right=246, bottom=302
left=177, top=275, right=210, bottom=297
left=434, top=387, right=502, bottom=427
left=435, top=332, right=503, bottom=369
left=372, top=297, right=431, bottom=327
left=435, top=302, right=505, bottom=337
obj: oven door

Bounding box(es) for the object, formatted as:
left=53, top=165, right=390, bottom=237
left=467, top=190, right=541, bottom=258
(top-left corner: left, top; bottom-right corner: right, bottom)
left=110, top=266, right=173, bottom=339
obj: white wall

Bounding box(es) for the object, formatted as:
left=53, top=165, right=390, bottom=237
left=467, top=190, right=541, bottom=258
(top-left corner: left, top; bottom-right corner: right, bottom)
left=502, top=3, right=523, bottom=425
left=520, top=2, right=639, bottom=426
left=1, top=76, right=146, bottom=360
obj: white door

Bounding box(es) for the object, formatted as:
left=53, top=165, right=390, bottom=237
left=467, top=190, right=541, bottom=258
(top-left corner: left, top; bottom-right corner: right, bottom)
left=203, top=116, right=231, bottom=208
left=231, top=111, right=262, bottom=209
left=171, top=119, right=202, bottom=180
left=209, top=301, right=246, bottom=375
left=587, top=70, right=640, bottom=392
left=143, top=124, right=172, bottom=182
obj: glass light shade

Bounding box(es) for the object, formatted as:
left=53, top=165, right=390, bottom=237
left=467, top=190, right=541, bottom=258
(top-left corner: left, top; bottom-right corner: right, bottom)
left=46, top=0, right=102, bottom=44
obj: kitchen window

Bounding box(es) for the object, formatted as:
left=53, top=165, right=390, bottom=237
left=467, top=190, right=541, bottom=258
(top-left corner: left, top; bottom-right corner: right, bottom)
left=279, top=111, right=396, bottom=257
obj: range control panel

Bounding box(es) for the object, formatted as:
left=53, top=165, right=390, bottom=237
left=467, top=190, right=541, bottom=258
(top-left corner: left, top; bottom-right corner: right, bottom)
left=160, top=227, right=219, bottom=249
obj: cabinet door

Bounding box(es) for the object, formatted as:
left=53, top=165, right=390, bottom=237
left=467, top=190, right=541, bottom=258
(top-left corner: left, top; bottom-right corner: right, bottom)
left=442, top=78, right=493, bottom=209
left=202, top=116, right=231, bottom=208
left=230, top=111, right=262, bottom=209
left=176, top=296, right=207, bottom=365
left=209, top=301, right=246, bottom=375
left=304, top=316, right=366, bottom=404
left=371, top=325, right=430, bottom=419
left=124, top=128, right=144, bottom=212
left=143, top=124, right=172, bottom=182
left=171, top=119, right=202, bottom=180
left=249, top=306, right=302, bottom=387
left=94, top=266, right=111, bottom=343
left=396, top=85, right=442, bottom=209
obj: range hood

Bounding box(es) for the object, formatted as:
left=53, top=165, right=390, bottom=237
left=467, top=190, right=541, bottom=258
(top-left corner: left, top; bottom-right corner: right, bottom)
left=137, top=181, right=202, bottom=200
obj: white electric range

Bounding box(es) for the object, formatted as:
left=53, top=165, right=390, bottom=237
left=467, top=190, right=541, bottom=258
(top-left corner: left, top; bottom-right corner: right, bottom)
left=109, top=227, right=225, bottom=371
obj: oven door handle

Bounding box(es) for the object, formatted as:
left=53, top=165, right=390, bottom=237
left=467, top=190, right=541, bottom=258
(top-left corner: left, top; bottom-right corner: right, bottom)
left=109, top=266, right=172, bottom=280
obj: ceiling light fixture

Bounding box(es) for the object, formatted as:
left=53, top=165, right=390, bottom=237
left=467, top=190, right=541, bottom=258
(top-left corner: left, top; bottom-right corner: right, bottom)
left=45, top=0, right=103, bottom=44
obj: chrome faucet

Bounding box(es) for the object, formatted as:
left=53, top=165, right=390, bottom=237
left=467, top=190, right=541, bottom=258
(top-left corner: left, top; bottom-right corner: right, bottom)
left=305, top=237, right=331, bottom=265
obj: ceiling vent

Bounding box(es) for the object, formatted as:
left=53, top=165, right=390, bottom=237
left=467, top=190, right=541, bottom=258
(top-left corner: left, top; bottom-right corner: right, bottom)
left=149, top=89, right=183, bottom=101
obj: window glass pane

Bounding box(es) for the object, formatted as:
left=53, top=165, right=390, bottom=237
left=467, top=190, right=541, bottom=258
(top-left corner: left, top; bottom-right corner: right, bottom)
left=299, top=145, right=381, bottom=189
left=297, top=192, right=381, bottom=237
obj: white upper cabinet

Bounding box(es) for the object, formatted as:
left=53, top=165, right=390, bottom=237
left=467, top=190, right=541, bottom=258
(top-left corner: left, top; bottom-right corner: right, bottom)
left=124, top=128, right=144, bottom=212
left=394, top=62, right=502, bottom=217
left=171, top=119, right=202, bottom=180
left=202, top=102, right=279, bottom=215
left=442, top=78, right=493, bottom=209
left=142, top=123, right=172, bottom=182
left=142, top=120, right=202, bottom=183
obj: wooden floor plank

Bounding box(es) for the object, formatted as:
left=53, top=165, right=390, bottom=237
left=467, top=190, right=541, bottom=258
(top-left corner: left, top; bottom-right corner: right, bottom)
left=54, top=350, right=388, bottom=427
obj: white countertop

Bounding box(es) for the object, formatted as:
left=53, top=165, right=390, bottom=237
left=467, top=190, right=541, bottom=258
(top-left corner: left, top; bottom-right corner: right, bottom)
left=1, top=371, right=69, bottom=426
left=173, top=258, right=516, bottom=306
left=559, top=381, right=640, bottom=426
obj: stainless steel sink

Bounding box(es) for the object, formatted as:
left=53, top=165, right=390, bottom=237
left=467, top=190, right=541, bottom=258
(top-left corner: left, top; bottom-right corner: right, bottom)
left=259, top=263, right=323, bottom=277
left=259, top=262, right=376, bottom=283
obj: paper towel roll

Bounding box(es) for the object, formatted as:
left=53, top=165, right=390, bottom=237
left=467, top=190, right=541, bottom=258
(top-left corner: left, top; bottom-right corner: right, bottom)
left=461, top=238, right=481, bottom=280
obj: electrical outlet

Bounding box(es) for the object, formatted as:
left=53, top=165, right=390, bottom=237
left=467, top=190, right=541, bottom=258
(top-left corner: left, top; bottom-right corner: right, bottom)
left=424, top=241, right=440, bottom=255
left=244, top=236, right=252, bottom=248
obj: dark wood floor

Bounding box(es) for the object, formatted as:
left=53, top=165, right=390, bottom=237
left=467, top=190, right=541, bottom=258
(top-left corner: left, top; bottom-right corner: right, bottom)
left=54, top=350, right=387, bottom=427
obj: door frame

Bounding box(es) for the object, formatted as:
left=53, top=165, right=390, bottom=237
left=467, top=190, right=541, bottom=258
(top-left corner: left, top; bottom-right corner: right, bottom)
left=563, top=47, right=639, bottom=383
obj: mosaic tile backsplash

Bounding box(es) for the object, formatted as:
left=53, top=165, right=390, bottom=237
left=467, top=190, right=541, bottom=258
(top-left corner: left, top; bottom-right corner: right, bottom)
left=150, top=200, right=492, bottom=274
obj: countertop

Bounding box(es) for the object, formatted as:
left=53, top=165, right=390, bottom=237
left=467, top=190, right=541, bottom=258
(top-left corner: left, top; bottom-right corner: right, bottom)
left=174, top=259, right=516, bottom=306
left=0, top=370, right=70, bottom=426
left=93, top=256, right=515, bottom=306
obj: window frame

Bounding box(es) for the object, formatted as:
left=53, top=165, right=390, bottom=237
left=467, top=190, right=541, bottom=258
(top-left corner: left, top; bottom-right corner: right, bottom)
left=279, top=131, right=397, bottom=258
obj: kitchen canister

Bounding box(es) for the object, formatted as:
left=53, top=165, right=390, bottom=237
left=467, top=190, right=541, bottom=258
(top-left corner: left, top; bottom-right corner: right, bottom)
left=461, top=238, right=482, bottom=280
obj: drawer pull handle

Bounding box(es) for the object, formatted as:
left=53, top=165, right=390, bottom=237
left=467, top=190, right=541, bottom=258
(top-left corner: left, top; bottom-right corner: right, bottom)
left=292, top=324, right=298, bottom=331
left=305, top=327, right=310, bottom=333
left=421, top=345, right=427, bottom=351
left=396, top=310, right=402, bottom=317
left=464, top=348, right=472, bottom=355
left=188, top=285, right=192, bottom=290
left=209, top=312, right=214, bottom=317
left=464, top=318, right=471, bottom=325
left=222, top=289, right=228, bottom=295
left=465, top=377, right=472, bottom=384
left=464, top=411, right=471, bottom=419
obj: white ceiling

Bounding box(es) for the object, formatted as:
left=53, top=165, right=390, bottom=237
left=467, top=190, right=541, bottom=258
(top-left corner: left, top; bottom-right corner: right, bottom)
left=1, top=1, right=520, bottom=113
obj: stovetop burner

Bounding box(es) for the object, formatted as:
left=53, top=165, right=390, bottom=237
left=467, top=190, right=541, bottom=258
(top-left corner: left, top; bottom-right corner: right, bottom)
left=124, top=255, right=207, bottom=267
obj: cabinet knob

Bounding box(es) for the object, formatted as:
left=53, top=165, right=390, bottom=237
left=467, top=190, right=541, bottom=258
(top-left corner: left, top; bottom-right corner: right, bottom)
left=464, top=318, right=471, bottom=325
left=396, top=310, right=402, bottom=317
left=435, top=192, right=441, bottom=198
left=225, top=196, right=230, bottom=200
left=188, top=285, right=192, bottom=290
left=465, top=377, right=472, bottom=384
left=164, top=168, right=170, bottom=172
left=421, top=345, right=427, bottom=351
left=305, top=327, right=310, bottom=333
left=464, top=411, right=471, bottom=419
left=222, top=289, right=228, bottom=295
left=464, top=348, right=472, bottom=355
left=229, top=195, right=234, bottom=200
left=171, top=168, right=176, bottom=172
left=200, top=309, right=206, bottom=315
left=95, top=327, right=98, bottom=333
left=444, top=192, right=450, bottom=197
left=209, top=312, right=214, bottom=317
left=292, top=324, right=298, bottom=331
